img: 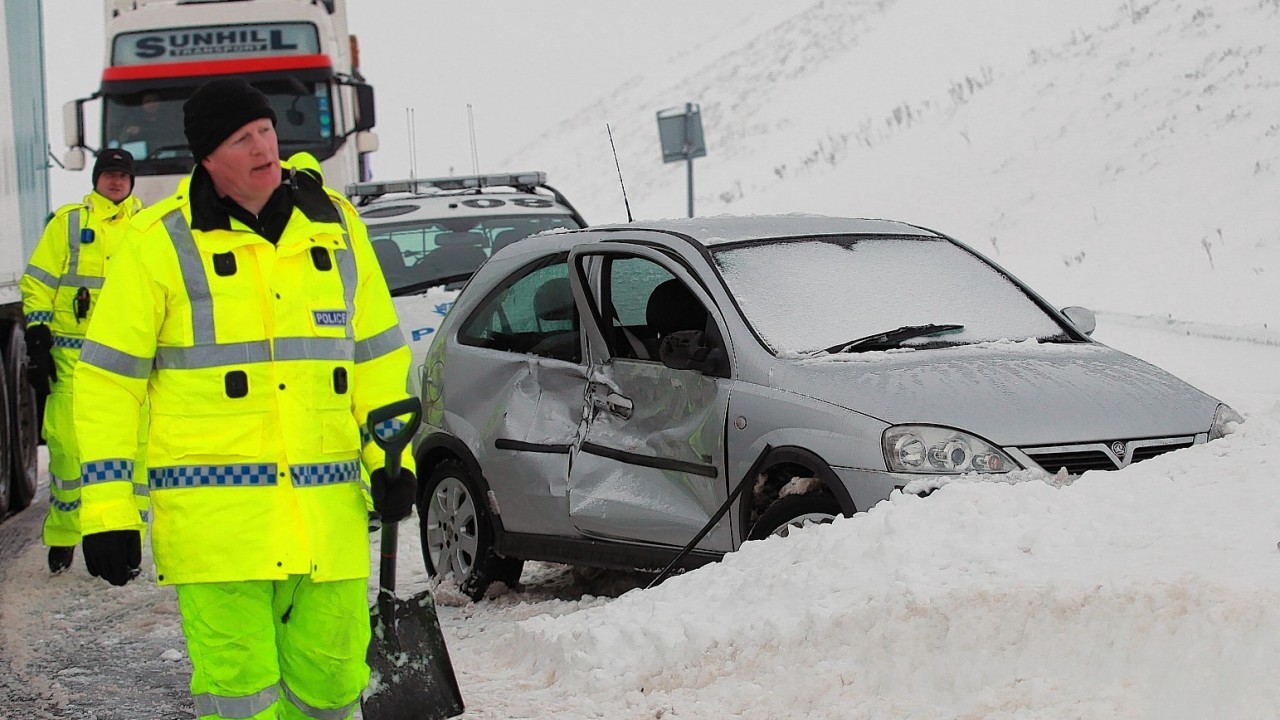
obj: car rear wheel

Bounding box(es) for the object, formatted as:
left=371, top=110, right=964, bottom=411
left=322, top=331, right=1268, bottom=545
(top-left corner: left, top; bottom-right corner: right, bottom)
left=748, top=493, right=843, bottom=541
left=418, top=459, right=522, bottom=601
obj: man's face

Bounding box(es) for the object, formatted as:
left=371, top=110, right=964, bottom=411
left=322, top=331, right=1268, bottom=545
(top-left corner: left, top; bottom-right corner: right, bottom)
left=95, top=170, right=132, bottom=203
left=200, top=117, right=281, bottom=212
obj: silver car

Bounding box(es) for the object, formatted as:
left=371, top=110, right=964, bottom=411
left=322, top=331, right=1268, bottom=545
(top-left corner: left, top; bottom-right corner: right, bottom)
left=413, top=215, right=1240, bottom=599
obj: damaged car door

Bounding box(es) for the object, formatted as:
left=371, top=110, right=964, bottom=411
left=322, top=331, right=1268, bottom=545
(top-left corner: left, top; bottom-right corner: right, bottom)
left=566, top=244, right=735, bottom=551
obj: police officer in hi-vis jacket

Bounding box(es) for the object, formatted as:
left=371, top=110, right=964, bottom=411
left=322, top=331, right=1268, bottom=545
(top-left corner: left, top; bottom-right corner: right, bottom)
left=73, top=78, right=418, bottom=719
left=20, top=148, right=149, bottom=574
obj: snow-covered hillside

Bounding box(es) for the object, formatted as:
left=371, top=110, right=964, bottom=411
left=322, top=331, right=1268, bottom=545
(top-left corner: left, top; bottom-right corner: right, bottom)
left=505, top=0, right=1280, bottom=330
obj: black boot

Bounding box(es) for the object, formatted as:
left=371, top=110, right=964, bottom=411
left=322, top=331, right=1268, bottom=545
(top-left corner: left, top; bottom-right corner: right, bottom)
left=48, top=546, right=75, bottom=573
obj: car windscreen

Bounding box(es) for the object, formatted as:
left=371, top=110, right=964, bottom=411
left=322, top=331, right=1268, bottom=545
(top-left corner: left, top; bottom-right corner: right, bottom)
left=711, top=235, right=1070, bottom=356
left=365, top=213, right=582, bottom=295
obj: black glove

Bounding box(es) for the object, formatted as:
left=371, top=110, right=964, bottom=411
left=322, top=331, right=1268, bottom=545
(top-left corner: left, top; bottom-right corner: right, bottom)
left=24, top=323, right=55, bottom=395
left=370, top=468, right=417, bottom=523
left=83, top=530, right=141, bottom=587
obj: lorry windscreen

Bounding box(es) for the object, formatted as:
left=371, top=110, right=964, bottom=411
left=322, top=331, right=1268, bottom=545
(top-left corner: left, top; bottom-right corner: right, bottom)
left=104, top=79, right=339, bottom=176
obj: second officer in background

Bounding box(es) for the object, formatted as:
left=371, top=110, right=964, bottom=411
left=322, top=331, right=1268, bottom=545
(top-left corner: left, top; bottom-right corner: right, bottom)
left=19, top=148, right=149, bottom=573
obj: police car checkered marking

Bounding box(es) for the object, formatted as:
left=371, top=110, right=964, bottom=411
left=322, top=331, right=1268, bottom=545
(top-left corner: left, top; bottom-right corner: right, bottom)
left=25, top=310, right=53, bottom=323
left=53, top=336, right=85, bottom=349
left=82, top=459, right=134, bottom=485
left=291, top=460, right=360, bottom=487
left=148, top=464, right=278, bottom=489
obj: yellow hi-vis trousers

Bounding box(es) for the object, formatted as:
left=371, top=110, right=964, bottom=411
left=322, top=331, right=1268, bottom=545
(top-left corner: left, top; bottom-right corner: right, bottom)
left=175, top=576, right=370, bottom=720
left=42, top=388, right=149, bottom=548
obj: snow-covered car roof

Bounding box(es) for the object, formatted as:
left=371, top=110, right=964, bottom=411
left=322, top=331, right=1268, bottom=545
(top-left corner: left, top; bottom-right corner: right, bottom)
left=579, top=214, right=938, bottom=247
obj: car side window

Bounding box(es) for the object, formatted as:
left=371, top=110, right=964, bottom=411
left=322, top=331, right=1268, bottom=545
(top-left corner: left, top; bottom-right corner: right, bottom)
left=457, top=257, right=581, bottom=363
left=601, top=256, right=710, bottom=362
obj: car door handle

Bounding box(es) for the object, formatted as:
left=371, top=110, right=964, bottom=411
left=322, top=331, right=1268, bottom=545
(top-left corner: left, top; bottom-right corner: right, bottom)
left=594, top=392, right=633, bottom=419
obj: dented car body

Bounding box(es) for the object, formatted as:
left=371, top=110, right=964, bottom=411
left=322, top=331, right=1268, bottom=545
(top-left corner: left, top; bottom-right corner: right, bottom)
left=412, top=215, right=1238, bottom=598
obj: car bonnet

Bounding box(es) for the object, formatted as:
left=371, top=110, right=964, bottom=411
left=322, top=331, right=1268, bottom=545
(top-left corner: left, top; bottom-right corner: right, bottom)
left=780, top=341, right=1220, bottom=446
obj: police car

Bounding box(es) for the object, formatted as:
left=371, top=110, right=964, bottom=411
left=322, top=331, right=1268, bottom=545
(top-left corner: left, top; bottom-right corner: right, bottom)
left=347, top=172, right=587, bottom=395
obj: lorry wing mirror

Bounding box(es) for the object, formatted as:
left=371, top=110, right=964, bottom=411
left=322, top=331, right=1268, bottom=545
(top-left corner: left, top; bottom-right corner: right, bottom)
left=353, top=83, right=376, bottom=133
left=62, top=99, right=85, bottom=149
left=356, top=131, right=379, bottom=154
left=63, top=147, right=86, bottom=172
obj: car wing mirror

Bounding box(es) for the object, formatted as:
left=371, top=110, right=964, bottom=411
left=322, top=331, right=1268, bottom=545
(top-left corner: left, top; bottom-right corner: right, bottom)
left=659, top=330, right=728, bottom=377
left=1060, top=306, right=1096, bottom=336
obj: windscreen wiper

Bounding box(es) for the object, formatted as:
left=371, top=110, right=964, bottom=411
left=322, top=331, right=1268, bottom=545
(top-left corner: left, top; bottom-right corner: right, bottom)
left=822, top=323, right=964, bottom=354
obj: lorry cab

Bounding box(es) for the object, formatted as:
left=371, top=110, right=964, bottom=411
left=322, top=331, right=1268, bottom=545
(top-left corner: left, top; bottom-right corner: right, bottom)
left=62, top=0, right=377, bottom=204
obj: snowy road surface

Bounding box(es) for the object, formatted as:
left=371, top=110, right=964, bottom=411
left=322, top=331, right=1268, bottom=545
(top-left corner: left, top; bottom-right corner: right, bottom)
left=0, top=315, right=1276, bottom=719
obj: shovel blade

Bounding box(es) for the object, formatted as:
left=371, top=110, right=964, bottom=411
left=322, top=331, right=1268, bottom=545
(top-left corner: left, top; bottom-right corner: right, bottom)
left=362, top=589, right=464, bottom=720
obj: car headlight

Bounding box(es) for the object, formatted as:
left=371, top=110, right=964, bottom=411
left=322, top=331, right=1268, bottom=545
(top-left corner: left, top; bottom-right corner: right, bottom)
left=882, top=425, right=1016, bottom=474
left=1209, top=403, right=1244, bottom=440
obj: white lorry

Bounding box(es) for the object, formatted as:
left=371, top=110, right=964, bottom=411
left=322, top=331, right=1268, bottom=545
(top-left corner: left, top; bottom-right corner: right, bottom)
left=0, top=0, right=51, bottom=518
left=61, top=0, right=378, bottom=204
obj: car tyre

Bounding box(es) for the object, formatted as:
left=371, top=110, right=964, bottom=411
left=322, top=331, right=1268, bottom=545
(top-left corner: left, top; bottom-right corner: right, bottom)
left=419, top=459, right=523, bottom=601
left=747, top=493, right=843, bottom=541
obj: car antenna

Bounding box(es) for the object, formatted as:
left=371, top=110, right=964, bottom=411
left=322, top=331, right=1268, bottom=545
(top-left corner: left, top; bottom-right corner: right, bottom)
left=406, top=107, right=418, bottom=181
left=607, top=123, right=633, bottom=222
left=467, top=103, right=481, bottom=177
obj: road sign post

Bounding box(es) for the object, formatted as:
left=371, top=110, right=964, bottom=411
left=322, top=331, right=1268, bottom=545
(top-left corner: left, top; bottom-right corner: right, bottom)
left=656, top=103, right=706, bottom=218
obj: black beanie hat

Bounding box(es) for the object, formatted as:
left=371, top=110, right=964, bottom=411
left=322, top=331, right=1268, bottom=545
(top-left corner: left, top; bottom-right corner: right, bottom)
left=92, top=148, right=135, bottom=186
left=183, top=78, right=278, bottom=162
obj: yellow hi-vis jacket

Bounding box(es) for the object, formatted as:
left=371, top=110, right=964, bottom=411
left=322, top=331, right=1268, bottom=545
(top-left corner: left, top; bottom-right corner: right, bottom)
left=20, top=191, right=143, bottom=378
left=73, top=168, right=415, bottom=585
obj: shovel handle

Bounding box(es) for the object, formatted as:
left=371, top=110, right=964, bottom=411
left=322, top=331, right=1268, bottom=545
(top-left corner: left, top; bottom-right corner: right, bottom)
left=368, top=397, right=422, bottom=478
left=367, top=398, right=423, bottom=596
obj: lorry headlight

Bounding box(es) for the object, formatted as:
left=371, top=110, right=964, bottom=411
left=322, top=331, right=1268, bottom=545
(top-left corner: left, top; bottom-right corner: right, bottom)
left=883, top=425, right=1015, bottom=474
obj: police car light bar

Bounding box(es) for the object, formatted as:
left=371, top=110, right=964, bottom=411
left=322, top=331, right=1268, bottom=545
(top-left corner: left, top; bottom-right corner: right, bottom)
left=346, top=172, right=548, bottom=199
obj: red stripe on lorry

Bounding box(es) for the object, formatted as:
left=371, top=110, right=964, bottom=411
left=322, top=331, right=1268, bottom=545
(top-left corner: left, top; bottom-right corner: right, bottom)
left=102, top=54, right=332, bottom=81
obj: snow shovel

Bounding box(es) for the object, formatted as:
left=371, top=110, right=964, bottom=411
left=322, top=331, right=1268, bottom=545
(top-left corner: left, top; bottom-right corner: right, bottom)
left=361, top=397, right=465, bottom=720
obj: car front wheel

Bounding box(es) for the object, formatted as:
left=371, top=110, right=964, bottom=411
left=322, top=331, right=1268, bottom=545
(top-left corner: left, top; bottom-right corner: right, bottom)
left=419, top=459, right=522, bottom=600
left=748, top=493, right=844, bottom=541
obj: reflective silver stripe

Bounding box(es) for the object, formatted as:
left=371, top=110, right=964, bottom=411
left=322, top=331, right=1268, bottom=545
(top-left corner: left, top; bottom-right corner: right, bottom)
left=80, top=340, right=153, bottom=379
left=290, top=460, right=359, bottom=487
left=60, top=273, right=105, bottom=289
left=149, top=464, right=278, bottom=489
left=66, top=209, right=82, bottom=275
left=192, top=684, right=280, bottom=719
left=164, top=210, right=216, bottom=345
left=273, top=337, right=354, bottom=362
left=354, top=325, right=406, bottom=364
left=334, top=207, right=357, bottom=340
left=134, top=482, right=149, bottom=498
left=282, top=680, right=357, bottom=720
left=23, top=264, right=58, bottom=288
left=155, top=341, right=271, bottom=370
left=52, top=473, right=81, bottom=492
left=82, top=459, right=134, bottom=485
